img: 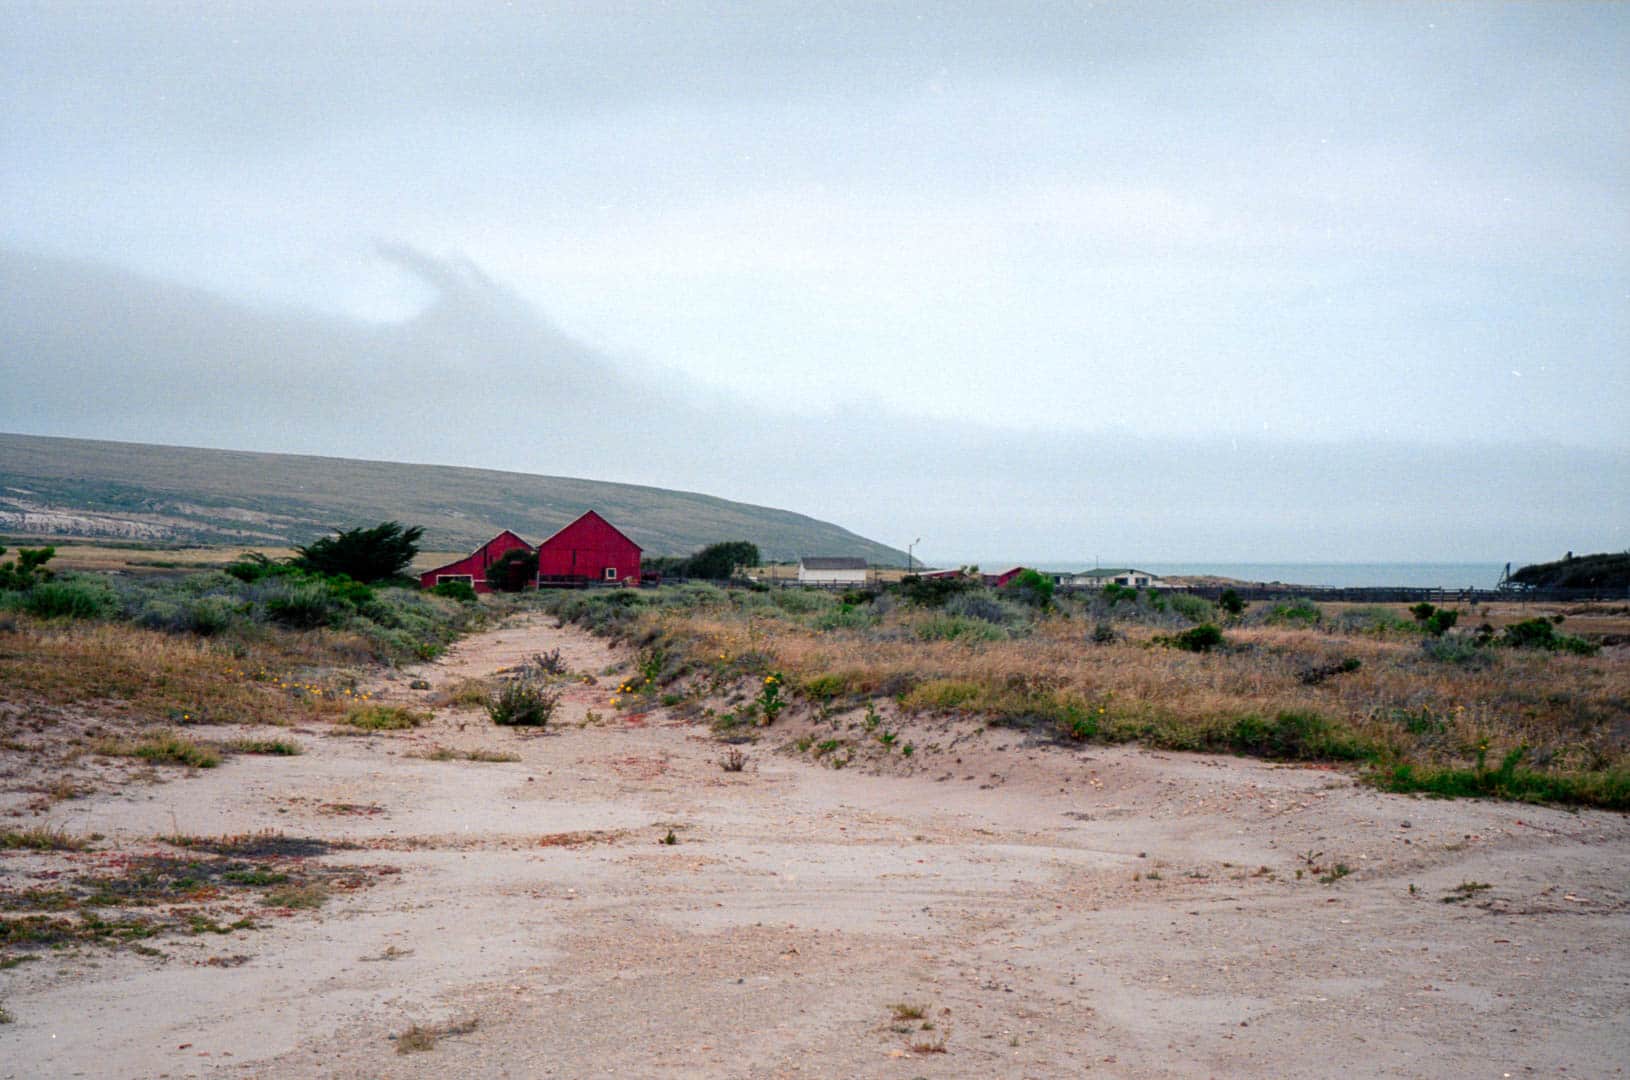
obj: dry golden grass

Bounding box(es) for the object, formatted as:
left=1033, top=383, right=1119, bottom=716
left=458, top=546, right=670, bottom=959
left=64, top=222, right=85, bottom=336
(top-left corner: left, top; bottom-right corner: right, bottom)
left=0, top=617, right=355, bottom=727
left=631, top=601, right=1630, bottom=782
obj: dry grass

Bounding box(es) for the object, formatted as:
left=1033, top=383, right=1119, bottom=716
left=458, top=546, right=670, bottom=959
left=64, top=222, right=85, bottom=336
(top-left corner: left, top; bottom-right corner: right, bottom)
left=396, top=1016, right=479, bottom=1054
left=0, top=616, right=351, bottom=727
left=588, top=595, right=1630, bottom=807
left=429, top=677, right=496, bottom=709
left=411, top=746, right=521, bottom=763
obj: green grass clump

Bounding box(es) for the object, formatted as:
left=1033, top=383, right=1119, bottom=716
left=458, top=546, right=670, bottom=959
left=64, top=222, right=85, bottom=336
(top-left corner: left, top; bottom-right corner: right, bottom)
left=226, top=737, right=303, bottom=755
left=340, top=704, right=427, bottom=730
left=0, top=825, right=91, bottom=851
left=265, top=884, right=328, bottom=909
left=1377, top=757, right=1629, bottom=811
left=96, top=730, right=221, bottom=768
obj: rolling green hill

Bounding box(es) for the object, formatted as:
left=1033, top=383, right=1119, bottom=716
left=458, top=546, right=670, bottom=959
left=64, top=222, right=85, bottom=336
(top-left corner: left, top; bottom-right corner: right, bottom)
left=0, top=433, right=907, bottom=564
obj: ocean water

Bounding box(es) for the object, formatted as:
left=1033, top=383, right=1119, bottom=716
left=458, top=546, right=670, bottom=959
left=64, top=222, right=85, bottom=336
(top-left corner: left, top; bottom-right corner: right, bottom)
left=1122, top=563, right=1507, bottom=589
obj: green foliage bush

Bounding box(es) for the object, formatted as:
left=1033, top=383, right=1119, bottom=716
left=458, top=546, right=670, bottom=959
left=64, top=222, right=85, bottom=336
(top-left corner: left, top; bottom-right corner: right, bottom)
left=915, top=615, right=1008, bottom=642
left=1167, top=593, right=1215, bottom=624
left=1501, top=617, right=1599, bottom=655
left=292, top=521, right=422, bottom=584
left=260, top=581, right=346, bottom=629
left=487, top=679, right=559, bottom=727
left=17, top=578, right=115, bottom=620
left=1222, top=711, right=1365, bottom=761
left=0, top=545, right=56, bottom=591
left=1100, top=583, right=1139, bottom=606
left=1002, top=569, right=1055, bottom=609
left=684, top=541, right=761, bottom=580
left=430, top=580, right=478, bottom=602
left=1264, top=599, right=1321, bottom=626
left=485, top=548, right=538, bottom=593
left=1167, top=623, right=1224, bottom=652
left=1218, top=588, right=1246, bottom=617
left=1423, top=609, right=1459, bottom=636
left=892, top=574, right=975, bottom=608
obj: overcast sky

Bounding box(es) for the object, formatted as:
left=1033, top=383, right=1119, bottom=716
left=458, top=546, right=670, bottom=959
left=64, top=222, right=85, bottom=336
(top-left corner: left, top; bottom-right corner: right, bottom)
left=2, top=3, right=1626, bottom=563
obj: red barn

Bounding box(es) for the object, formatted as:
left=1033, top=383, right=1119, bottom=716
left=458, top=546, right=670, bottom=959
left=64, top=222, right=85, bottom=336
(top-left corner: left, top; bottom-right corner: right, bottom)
left=418, top=529, right=533, bottom=594
left=418, top=512, right=642, bottom=593
left=984, top=567, right=1027, bottom=588
left=536, top=510, right=641, bottom=586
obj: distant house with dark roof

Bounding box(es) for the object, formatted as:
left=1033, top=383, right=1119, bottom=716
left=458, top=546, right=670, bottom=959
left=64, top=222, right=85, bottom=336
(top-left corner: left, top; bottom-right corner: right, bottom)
left=797, top=556, right=869, bottom=587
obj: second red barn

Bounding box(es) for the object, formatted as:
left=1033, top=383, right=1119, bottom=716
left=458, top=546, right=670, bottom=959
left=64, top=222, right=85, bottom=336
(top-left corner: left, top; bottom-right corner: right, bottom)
left=535, top=510, right=642, bottom=586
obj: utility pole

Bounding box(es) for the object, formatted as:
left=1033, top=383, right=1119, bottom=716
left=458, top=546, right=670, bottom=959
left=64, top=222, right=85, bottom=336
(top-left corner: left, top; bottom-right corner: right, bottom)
left=908, top=538, right=920, bottom=576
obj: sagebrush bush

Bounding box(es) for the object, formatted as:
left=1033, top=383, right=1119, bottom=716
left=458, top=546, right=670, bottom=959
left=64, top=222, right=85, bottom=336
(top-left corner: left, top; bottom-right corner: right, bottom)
left=1168, top=624, right=1224, bottom=652
left=1167, top=593, right=1215, bottom=625
left=487, top=679, right=559, bottom=727
left=15, top=578, right=116, bottom=620
left=943, top=592, right=1013, bottom=625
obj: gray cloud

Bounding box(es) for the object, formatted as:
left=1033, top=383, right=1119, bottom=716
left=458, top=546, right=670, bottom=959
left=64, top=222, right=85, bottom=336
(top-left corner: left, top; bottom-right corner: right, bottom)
left=2, top=246, right=1621, bottom=564
left=2, top=5, right=1625, bottom=558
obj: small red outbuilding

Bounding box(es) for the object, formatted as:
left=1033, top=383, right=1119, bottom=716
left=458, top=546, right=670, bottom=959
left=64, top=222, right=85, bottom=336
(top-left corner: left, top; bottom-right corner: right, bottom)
left=418, top=511, right=642, bottom=593
left=417, top=529, right=534, bottom=594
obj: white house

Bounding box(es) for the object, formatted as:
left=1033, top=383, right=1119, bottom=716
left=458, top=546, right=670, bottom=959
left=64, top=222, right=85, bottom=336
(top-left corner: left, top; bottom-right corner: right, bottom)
left=797, top=556, right=870, bottom=587
left=1069, top=568, right=1167, bottom=589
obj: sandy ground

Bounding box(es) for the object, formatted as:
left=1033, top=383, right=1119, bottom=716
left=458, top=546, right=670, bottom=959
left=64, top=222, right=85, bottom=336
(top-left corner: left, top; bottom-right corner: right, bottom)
left=3, top=614, right=1628, bottom=1079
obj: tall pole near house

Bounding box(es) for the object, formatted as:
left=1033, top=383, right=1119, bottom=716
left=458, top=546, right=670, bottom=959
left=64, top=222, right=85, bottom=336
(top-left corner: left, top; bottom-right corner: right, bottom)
left=908, top=538, right=920, bottom=576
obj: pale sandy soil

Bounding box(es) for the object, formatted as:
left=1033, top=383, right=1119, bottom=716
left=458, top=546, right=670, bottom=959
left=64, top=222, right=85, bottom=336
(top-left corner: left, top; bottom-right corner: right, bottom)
left=3, top=615, right=1627, bottom=1079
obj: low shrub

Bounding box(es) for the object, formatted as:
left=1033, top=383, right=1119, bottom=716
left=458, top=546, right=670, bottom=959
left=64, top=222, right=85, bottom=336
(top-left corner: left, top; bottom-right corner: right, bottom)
left=1501, top=617, right=1599, bottom=655
left=1220, top=710, right=1366, bottom=761
left=1167, top=593, right=1215, bottom=624
left=915, top=615, right=1007, bottom=642
left=17, top=578, right=116, bottom=620
left=1421, top=635, right=1493, bottom=668
left=1168, top=624, right=1224, bottom=652
left=430, top=580, right=478, bottom=603
left=340, top=705, right=428, bottom=730
left=892, top=574, right=976, bottom=608
left=1264, top=599, right=1321, bottom=626
left=487, top=679, right=559, bottom=727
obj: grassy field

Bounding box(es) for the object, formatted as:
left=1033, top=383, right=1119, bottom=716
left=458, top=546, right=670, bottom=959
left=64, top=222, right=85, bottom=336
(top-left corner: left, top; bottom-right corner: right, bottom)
left=543, top=583, right=1630, bottom=809
left=0, top=431, right=908, bottom=561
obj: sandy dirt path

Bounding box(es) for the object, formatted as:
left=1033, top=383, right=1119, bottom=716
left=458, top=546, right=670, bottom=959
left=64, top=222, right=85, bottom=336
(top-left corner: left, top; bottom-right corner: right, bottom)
left=4, top=614, right=1628, bottom=1078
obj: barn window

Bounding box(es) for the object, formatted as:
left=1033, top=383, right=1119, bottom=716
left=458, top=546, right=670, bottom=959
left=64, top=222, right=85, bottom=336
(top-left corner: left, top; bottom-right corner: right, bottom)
left=603, top=567, right=618, bottom=581
left=437, top=574, right=475, bottom=587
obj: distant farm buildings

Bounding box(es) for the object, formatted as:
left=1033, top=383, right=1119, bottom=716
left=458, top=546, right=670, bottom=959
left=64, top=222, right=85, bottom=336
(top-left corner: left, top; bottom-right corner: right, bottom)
left=419, top=510, right=642, bottom=593
left=797, top=556, right=869, bottom=587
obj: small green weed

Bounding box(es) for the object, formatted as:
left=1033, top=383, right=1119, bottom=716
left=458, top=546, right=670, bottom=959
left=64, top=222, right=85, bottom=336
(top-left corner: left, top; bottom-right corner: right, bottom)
left=340, top=705, right=427, bottom=731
